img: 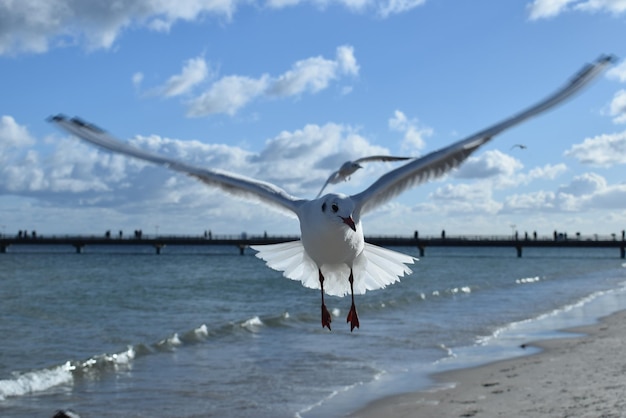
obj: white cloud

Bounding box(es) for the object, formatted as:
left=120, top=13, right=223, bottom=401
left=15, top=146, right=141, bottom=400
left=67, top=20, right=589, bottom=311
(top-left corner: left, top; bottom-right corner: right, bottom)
left=503, top=172, right=626, bottom=213
left=269, top=57, right=340, bottom=97
left=525, top=163, right=568, bottom=182
left=265, top=0, right=302, bottom=7
left=267, top=45, right=358, bottom=97
left=132, top=72, right=144, bottom=88
left=0, top=0, right=239, bottom=55
left=589, top=182, right=626, bottom=209
left=429, top=183, right=503, bottom=215
left=609, top=89, right=626, bottom=124
left=252, top=123, right=393, bottom=192
left=503, top=190, right=558, bottom=212
left=557, top=172, right=607, bottom=196
left=606, top=60, right=626, bottom=83
left=187, top=74, right=270, bottom=116
left=1, top=117, right=394, bottom=215
left=186, top=45, right=358, bottom=116
left=0, top=1, right=423, bottom=56
left=3, top=117, right=622, bottom=236
left=264, top=0, right=426, bottom=15
left=153, top=56, right=210, bottom=97
left=455, top=150, right=523, bottom=180
left=527, top=0, right=577, bottom=20
left=388, top=110, right=432, bottom=152
left=0, top=115, right=35, bottom=148
left=564, top=130, right=626, bottom=166
left=573, top=0, right=626, bottom=14
left=527, top=0, right=626, bottom=20
left=378, top=0, right=426, bottom=17
left=336, top=45, right=360, bottom=75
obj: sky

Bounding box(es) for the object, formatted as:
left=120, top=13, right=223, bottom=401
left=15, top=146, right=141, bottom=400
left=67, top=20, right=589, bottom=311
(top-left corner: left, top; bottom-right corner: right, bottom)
left=1, top=0, right=625, bottom=239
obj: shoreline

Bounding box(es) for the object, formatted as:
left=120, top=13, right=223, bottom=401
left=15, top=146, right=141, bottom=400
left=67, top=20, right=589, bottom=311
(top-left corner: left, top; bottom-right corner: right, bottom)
left=349, top=309, right=626, bottom=417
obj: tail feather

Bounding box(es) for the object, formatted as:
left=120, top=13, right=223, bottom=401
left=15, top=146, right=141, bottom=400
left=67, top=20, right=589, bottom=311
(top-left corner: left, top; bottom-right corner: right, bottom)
left=251, top=241, right=320, bottom=290
left=251, top=241, right=416, bottom=297
left=352, top=244, right=416, bottom=295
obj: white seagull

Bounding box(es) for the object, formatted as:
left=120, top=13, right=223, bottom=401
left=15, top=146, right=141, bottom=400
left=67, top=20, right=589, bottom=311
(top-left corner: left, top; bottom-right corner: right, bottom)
left=316, top=155, right=413, bottom=198
left=49, top=56, right=612, bottom=331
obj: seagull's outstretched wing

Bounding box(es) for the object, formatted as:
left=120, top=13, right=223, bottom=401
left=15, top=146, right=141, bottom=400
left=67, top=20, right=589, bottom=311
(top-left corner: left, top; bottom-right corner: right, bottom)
left=353, top=155, right=412, bottom=164
left=49, top=115, right=306, bottom=215
left=316, top=171, right=341, bottom=198
left=316, top=155, right=414, bottom=198
left=351, top=55, right=615, bottom=217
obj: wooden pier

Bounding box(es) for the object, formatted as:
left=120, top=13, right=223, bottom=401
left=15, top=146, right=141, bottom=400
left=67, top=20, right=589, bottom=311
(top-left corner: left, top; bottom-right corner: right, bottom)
left=1, top=234, right=624, bottom=258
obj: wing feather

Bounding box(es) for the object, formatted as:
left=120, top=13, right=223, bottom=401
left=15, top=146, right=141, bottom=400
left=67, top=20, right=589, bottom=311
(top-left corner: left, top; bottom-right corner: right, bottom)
left=251, top=241, right=320, bottom=290
left=353, top=155, right=412, bottom=164
left=351, top=55, right=615, bottom=216
left=49, top=115, right=305, bottom=215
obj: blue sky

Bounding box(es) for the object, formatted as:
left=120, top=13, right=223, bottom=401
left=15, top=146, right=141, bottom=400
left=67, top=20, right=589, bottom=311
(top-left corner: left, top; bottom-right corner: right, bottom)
left=1, top=0, right=625, bottom=238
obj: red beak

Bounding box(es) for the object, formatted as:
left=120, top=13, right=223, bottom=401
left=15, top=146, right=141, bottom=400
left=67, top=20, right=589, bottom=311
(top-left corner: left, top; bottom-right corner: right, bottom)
left=342, top=216, right=356, bottom=232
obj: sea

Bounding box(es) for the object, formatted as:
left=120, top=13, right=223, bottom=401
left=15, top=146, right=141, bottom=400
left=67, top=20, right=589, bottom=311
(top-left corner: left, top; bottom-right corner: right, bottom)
left=1, top=243, right=625, bottom=417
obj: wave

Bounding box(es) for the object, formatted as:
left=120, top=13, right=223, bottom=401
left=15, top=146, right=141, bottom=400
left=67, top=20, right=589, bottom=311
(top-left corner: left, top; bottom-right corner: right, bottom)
left=0, top=312, right=294, bottom=401
left=516, top=276, right=541, bottom=284
left=0, top=346, right=135, bottom=401
left=295, top=369, right=387, bottom=418
left=0, top=363, right=73, bottom=401
left=475, top=284, right=626, bottom=347
left=429, top=282, right=626, bottom=376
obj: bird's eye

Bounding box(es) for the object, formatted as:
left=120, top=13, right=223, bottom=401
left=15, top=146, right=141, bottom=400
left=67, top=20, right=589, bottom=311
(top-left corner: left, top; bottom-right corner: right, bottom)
left=321, top=203, right=327, bottom=212
left=331, top=203, right=339, bottom=213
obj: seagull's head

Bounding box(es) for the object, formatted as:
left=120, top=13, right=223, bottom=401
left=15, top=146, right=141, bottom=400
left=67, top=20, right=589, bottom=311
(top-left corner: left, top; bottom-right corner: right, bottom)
left=320, top=194, right=357, bottom=232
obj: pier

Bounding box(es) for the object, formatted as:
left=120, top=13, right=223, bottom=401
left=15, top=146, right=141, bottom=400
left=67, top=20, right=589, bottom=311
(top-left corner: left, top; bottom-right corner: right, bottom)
left=0, top=233, right=624, bottom=258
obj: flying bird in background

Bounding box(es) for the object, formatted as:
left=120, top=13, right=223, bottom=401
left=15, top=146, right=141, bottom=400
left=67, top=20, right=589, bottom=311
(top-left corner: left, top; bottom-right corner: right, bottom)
left=316, top=156, right=413, bottom=198
left=510, top=144, right=528, bottom=150
left=50, top=55, right=612, bottom=332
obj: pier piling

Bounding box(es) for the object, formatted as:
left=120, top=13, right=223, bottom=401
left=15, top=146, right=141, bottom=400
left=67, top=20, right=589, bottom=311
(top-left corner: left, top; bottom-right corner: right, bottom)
left=154, top=244, right=164, bottom=255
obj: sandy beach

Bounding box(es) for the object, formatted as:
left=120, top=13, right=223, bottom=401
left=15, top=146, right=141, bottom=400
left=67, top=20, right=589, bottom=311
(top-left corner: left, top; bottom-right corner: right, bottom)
left=350, top=309, right=626, bottom=417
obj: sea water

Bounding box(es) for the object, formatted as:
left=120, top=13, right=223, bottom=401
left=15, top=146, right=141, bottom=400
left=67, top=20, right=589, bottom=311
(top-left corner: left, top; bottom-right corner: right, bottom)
left=1, top=244, right=625, bottom=417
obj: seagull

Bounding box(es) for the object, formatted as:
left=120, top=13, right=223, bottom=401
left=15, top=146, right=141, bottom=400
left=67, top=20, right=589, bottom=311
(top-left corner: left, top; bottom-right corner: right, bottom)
left=510, top=144, right=527, bottom=150
left=316, top=155, right=412, bottom=198
left=49, top=56, right=612, bottom=332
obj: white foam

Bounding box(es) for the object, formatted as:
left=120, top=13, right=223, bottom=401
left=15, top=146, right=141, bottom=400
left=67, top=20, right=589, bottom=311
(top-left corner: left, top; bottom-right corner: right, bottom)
left=156, top=334, right=182, bottom=350
left=438, top=344, right=456, bottom=358
left=516, top=276, right=540, bottom=284
left=169, top=334, right=182, bottom=346
left=240, top=316, right=264, bottom=332
left=476, top=286, right=625, bottom=347
left=194, top=324, right=209, bottom=338
left=77, top=346, right=136, bottom=374
left=296, top=378, right=367, bottom=418
left=0, top=362, right=74, bottom=401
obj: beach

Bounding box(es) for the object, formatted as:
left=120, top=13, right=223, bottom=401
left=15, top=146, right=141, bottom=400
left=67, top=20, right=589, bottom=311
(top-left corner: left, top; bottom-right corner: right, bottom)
left=351, top=309, right=626, bottom=418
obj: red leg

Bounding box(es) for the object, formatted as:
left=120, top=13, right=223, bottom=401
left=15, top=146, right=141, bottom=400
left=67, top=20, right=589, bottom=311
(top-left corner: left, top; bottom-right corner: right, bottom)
left=319, top=270, right=332, bottom=330
left=346, top=270, right=360, bottom=331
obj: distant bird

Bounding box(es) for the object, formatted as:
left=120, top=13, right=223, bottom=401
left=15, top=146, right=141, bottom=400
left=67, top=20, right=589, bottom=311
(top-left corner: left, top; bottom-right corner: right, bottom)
left=510, top=144, right=527, bottom=150
left=316, top=155, right=413, bottom=198
left=49, top=56, right=612, bottom=331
